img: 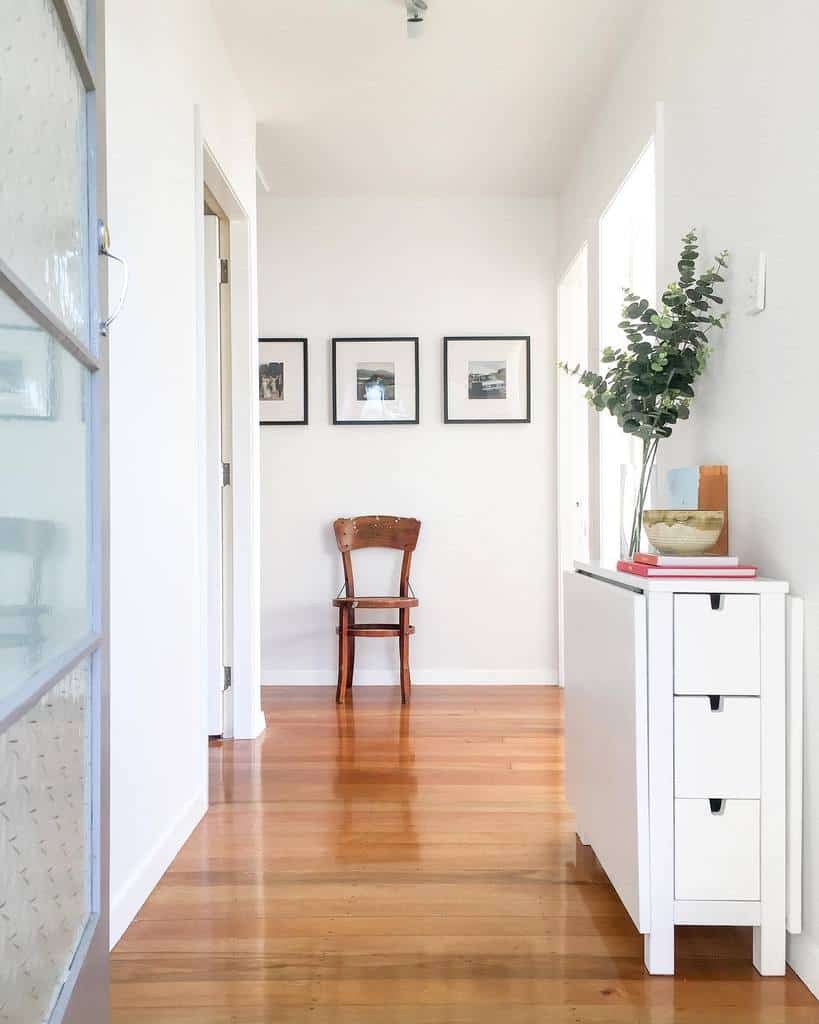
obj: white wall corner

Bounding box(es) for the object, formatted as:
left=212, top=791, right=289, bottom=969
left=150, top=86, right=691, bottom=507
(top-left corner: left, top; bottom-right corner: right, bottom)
left=788, top=934, right=819, bottom=1001
left=109, top=792, right=207, bottom=950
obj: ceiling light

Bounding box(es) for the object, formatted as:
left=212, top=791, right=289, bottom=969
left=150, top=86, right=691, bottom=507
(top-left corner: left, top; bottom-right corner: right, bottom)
left=406, top=0, right=427, bottom=38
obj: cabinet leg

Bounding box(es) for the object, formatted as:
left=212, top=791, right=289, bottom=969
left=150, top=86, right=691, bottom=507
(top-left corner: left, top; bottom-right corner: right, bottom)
left=644, top=926, right=675, bottom=975
left=753, top=924, right=786, bottom=976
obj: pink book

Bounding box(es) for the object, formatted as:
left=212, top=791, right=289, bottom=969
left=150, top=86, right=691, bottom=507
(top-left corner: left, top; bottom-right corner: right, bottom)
left=617, top=559, right=758, bottom=578
left=634, top=552, right=739, bottom=568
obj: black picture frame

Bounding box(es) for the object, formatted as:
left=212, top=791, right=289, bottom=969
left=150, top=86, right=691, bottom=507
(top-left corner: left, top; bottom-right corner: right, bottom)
left=443, top=336, right=531, bottom=424
left=259, top=338, right=308, bottom=425
left=332, top=337, right=420, bottom=425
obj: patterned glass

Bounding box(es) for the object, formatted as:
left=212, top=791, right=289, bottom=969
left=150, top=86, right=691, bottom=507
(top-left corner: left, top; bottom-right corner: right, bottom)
left=0, top=0, right=90, bottom=342
left=0, top=659, right=91, bottom=1024
left=0, top=290, right=92, bottom=701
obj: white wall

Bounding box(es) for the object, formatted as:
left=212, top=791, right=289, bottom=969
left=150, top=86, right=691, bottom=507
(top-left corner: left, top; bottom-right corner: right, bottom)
left=105, top=0, right=260, bottom=946
left=558, top=1, right=819, bottom=995
left=258, top=197, right=556, bottom=686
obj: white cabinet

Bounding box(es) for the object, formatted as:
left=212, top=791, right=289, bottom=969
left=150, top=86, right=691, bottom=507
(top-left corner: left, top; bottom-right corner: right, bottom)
left=564, top=564, right=802, bottom=978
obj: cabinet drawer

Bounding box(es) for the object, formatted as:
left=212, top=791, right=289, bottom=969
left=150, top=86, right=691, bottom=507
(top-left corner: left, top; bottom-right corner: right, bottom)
left=674, top=594, right=760, bottom=695
left=675, top=799, right=760, bottom=901
left=674, top=696, right=760, bottom=798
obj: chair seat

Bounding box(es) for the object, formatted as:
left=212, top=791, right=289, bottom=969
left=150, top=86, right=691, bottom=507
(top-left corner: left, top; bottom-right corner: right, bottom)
left=337, top=623, right=416, bottom=638
left=332, top=596, right=418, bottom=609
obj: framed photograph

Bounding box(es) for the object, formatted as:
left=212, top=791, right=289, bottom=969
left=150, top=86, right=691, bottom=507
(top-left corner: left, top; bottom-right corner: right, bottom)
left=332, top=337, right=419, bottom=425
left=443, top=336, right=531, bottom=423
left=0, top=331, right=55, bottom=420
left=259, top=338, right=308, bottom=425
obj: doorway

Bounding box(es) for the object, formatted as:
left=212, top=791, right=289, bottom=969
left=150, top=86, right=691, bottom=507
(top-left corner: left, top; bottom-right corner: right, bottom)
left=203, top=188, right=233, bottom=738
left=557, top=244, right=590, bottom=684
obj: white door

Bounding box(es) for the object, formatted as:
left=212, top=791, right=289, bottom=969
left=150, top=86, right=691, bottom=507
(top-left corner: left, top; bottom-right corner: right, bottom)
left=203, top=211, right=233, bottom=736
left=0, top=0, right=110, bottom=1019
left=557, top=245, right=590, bottom=684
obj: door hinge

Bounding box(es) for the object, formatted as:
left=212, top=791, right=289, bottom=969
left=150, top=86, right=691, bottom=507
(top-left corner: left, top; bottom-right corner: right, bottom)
left=220, top=258, right=229, bottom=284
left=222, top=461, right=231, bottom=486
left=223, top=666, right=232, bottom=691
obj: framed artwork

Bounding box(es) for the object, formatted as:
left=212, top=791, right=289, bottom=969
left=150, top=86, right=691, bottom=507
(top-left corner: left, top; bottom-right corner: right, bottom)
left=443, top=336, right=531, bottom=423
left=332, top=337, right=419, bottom=425
left=259, top=338, right=308, bottom=425
left=0, top=331, right=55, bottom=420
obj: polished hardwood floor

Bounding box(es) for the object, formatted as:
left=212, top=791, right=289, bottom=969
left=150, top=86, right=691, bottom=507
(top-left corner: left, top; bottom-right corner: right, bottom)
left=111, top=686, right=816, bottom=1022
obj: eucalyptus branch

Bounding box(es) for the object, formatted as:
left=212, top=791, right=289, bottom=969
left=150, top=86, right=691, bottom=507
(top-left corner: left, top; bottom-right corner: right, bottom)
left=559, top=231, right=729, bottom=557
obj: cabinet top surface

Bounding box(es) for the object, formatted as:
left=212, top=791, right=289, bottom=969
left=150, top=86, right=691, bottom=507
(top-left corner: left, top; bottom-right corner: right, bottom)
left=573, top=561, right=789, bottom=594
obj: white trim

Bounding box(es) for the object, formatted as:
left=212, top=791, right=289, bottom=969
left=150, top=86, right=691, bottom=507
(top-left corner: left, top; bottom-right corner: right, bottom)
left=262, top=669, right=558, bottom=686
left=786, top=596, right=804, bottom=935
left=788, top=933, right=819, bottom=1000
left=109, top=792, right=206, bottom=949
left=675, top=901, right=761, bottom=927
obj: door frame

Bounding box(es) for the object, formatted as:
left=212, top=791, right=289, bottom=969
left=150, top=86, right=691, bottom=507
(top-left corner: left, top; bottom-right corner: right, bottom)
left=194, top=123, right=265, bottom=744
left=203, top=189, right=233, bottom=738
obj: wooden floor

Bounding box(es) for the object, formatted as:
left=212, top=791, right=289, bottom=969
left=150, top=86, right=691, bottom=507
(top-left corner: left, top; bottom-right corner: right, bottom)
left=111, top=686, right=816, bottom=1023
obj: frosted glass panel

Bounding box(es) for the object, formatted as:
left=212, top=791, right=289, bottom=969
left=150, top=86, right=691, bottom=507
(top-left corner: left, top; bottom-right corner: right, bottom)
left=0, top=0, right=90, bottom=341
left=0, top=659, right=91, bottom=1023
left=0, top=291, right=92, bottom=699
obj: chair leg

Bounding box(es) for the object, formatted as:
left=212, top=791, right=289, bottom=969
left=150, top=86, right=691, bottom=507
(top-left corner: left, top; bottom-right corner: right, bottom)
left=347, top=609, right=355, bottom=691
left=347, top=636, right=355, bottom=691
left=336, top=607, right=350, bottom=704
left=399, top=610, right=411, bottom=704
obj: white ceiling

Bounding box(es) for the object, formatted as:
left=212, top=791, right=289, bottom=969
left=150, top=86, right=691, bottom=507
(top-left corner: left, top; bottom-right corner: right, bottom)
left=210, top=0, right=645, bottom=197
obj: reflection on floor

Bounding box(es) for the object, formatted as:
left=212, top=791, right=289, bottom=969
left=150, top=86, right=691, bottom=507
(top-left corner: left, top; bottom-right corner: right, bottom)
left=111, top=685, right=816, bottom=1022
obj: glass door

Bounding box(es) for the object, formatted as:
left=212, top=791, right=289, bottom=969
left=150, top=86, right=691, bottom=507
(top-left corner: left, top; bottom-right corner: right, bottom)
left=0, top=0, right=109, bottom=1020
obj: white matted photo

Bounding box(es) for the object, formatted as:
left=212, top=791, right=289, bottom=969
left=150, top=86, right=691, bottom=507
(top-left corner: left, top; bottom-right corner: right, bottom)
left=332, top=338, right=419, bottom=424
left=444, top=336, right=530, bottom=423
left=259, top=338, right=308, bottom=425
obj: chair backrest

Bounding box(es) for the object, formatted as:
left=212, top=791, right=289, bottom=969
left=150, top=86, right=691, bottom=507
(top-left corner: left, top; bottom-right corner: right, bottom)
left=333, top=516, right=421, bottom=598
left=0, top=517, right=56, bottom=605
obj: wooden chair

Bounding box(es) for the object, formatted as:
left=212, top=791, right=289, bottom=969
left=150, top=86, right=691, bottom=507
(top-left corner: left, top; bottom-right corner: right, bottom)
left=333, top=516, right=421, bottom=705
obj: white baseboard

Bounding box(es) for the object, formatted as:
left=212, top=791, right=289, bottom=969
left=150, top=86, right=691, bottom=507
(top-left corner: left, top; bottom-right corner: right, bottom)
left=788, top=932, right=819, bottom=1000
left=109, top=791, right=207, bottom=949
left=262, top=668, right=557, bottom=686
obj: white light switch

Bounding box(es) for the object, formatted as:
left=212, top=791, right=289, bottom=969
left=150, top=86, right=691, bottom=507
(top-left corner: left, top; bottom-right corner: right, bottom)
left=748, top=251, right=767, bottom=314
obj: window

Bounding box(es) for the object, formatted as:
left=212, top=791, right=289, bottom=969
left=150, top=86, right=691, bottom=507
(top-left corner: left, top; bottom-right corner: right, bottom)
left=597, top=140, right=656, bottom=565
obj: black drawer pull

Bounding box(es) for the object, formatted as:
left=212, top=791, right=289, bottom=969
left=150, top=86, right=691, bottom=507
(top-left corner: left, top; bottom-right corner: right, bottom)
left=709, top=593, right=723, bottom=611
left=709, top=798, right=725, bottom=814
left=708, top=695, right=723, bottom=712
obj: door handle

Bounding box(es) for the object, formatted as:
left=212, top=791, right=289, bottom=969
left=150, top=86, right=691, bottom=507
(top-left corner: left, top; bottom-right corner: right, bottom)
left=98, top=220, right=129, bottom=335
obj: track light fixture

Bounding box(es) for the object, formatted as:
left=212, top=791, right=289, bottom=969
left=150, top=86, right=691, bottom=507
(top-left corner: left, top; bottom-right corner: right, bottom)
left=406, top=0, right=428, bottom=38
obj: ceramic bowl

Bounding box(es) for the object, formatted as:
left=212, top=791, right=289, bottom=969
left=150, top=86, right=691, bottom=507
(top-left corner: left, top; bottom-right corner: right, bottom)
left=642, top=509, right=725, bottom=557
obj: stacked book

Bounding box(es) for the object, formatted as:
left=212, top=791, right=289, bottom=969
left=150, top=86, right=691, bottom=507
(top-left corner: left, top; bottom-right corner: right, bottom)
left=616, top=553, right=758, bottom=579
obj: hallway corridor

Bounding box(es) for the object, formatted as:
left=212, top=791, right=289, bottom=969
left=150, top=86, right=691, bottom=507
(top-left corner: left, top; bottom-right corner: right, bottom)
left=110, top=687, right=815, bottom=1022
